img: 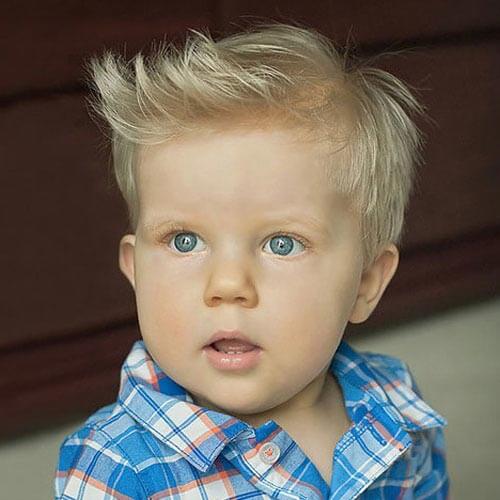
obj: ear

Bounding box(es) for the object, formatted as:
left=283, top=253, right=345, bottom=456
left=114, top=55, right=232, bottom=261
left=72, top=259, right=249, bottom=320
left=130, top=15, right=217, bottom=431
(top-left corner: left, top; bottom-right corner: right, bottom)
left=349, top=243, right=399, bottom=324
left=118, top=234, right=137, bottom=291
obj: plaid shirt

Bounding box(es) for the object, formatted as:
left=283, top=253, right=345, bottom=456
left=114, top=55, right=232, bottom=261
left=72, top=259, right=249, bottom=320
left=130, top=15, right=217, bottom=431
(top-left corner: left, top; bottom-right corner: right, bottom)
left=55, top=339, right=449, bottom=499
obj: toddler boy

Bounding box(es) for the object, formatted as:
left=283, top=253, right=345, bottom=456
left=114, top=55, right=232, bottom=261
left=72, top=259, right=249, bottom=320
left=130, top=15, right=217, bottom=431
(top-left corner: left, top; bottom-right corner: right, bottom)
left=55, top=22, right=449, bottom=499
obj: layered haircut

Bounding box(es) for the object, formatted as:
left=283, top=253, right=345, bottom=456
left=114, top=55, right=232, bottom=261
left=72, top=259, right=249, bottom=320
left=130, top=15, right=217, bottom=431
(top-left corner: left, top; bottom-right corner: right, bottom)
left=84, top=22, right=427, bottom=270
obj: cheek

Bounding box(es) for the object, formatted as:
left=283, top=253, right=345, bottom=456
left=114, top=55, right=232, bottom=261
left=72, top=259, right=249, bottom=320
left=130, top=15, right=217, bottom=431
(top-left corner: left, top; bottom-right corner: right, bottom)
left=264, top=263, right=357, bottom=347
left=134, top=261, right=196, bottom=346
left=268, top=262, right=354, bottom=317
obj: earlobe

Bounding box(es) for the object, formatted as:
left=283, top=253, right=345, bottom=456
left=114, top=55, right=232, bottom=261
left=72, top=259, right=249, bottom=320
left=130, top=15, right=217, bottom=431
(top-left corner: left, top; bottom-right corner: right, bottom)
left=118, top=234, right=137, bottom=290
left=349, top=243, right=399, bottom=324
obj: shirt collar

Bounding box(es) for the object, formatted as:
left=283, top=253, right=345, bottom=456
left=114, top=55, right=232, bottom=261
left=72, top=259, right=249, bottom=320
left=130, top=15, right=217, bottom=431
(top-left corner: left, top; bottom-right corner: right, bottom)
left=332, top=340, right=447, bottom=433
left=118, top=339, right=446, bottom=473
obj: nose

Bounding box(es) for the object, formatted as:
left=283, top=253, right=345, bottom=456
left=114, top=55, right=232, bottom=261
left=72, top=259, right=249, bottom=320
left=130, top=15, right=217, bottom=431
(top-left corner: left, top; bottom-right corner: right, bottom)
left=203, top=256, right=258, bottom=307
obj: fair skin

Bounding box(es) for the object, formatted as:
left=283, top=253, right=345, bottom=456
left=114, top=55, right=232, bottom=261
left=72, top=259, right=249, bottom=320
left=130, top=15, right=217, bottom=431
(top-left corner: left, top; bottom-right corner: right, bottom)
left=118, top=124, right=399, bottom=483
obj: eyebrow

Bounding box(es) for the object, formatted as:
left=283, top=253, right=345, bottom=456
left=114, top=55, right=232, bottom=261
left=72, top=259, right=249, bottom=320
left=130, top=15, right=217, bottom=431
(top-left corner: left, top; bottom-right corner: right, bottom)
left=144, top=214, right=330, bottom=236
left=263, top=215, right=330, bottom=234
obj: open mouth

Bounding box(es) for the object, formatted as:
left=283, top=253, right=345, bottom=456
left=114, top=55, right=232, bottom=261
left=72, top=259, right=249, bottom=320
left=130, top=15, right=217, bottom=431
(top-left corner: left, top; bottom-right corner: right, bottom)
left=203, top=342, right=263, bottom=370
left=207, top=339, right=259, bottom=354
left=208, top=343, right=258, bottom=354
left=212, top=345, right=239, bottom=353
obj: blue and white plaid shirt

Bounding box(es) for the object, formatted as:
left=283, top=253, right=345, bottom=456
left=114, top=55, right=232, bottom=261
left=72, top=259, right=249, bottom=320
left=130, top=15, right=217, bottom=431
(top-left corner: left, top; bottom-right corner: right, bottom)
left=55, top=339, right=449, bottom=499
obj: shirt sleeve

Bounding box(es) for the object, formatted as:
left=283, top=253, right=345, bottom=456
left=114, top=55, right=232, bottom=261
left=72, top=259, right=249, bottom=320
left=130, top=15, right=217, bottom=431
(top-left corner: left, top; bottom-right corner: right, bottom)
left=54, top=426, right=147, bottom=500
left=410, top=426, right=449, bottom=499
left=361, top=351, right=450, bottom=498
left=404, top=364, right=450, bottom=499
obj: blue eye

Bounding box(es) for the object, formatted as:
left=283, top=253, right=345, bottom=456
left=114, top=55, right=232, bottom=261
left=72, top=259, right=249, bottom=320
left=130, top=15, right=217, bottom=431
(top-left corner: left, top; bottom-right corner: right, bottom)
left=263, top=235, right=306, bottom=256
left=171, top=232, right=205, bottom=253
left=166, top=230, right=308, bottom=256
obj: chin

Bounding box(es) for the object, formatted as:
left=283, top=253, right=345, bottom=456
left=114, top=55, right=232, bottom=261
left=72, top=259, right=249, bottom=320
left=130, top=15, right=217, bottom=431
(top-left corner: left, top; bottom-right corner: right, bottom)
left=201, top=391, right=268, bottom=417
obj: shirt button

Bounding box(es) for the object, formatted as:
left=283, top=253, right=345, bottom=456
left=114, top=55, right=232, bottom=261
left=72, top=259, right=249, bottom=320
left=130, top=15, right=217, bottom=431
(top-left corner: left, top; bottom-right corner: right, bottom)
left=259, top=442, right=280, bottom=464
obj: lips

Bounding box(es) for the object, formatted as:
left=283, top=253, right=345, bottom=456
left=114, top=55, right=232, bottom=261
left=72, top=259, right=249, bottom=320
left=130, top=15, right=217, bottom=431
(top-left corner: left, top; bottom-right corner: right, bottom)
left=203, top=341, right=263, bottom=370
left=205, top=330, right=260, bottom=350
left=211, top=339, right=257, bottom=353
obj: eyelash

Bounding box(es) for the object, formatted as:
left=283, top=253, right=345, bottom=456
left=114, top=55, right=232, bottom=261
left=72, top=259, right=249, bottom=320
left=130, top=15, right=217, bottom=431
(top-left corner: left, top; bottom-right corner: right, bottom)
left=161, top=226, right=311, bottom=252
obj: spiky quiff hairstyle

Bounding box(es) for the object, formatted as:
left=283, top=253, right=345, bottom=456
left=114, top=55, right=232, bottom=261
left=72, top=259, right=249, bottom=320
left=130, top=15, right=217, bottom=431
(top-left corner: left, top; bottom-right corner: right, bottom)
left=84, top=22, right=427, bottom=270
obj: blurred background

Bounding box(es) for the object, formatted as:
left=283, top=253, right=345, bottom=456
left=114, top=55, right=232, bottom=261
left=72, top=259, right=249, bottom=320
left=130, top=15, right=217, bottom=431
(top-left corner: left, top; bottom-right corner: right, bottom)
left=1, top=1, right=499, bottom=499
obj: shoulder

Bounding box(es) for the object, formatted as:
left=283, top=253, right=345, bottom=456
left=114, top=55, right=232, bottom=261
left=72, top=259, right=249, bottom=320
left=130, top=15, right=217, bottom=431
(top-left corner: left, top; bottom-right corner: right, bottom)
left=55, top=403, right=148, bottom=499
left=359, top=350, right=418, bottom=392
left=354, top=350, right=450, bottom=497
left=352, top=348, right=448, bottom=431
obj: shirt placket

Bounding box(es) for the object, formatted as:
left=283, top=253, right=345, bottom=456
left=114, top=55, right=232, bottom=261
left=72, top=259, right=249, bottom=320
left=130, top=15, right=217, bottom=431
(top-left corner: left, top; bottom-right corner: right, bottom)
left=225, top=424, right=331, bottom=500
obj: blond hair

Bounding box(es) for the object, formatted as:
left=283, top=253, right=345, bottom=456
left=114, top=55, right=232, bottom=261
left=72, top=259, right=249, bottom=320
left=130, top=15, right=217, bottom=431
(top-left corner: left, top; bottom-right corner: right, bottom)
left=84, top=21, right=427, bottom=270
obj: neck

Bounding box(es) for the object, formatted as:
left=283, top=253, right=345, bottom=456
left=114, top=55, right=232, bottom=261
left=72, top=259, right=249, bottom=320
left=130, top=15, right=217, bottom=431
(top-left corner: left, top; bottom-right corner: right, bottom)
left=230, top=366, right=338, bottom=429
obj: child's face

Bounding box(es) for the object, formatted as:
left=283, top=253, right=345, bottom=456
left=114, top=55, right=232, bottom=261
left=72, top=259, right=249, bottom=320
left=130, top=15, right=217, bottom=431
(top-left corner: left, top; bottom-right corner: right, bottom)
left=119, top=125, right=366, bottom=424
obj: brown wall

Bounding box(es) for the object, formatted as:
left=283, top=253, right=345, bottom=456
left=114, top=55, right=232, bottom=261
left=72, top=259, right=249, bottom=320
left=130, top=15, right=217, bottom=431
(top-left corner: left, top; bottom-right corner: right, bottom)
left=1, top=0, right=499, bottom=439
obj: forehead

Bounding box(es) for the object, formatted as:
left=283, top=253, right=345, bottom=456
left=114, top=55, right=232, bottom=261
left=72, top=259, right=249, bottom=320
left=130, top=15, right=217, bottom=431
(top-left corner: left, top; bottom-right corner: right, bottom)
left=136, top=126, right=352, bottom=228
